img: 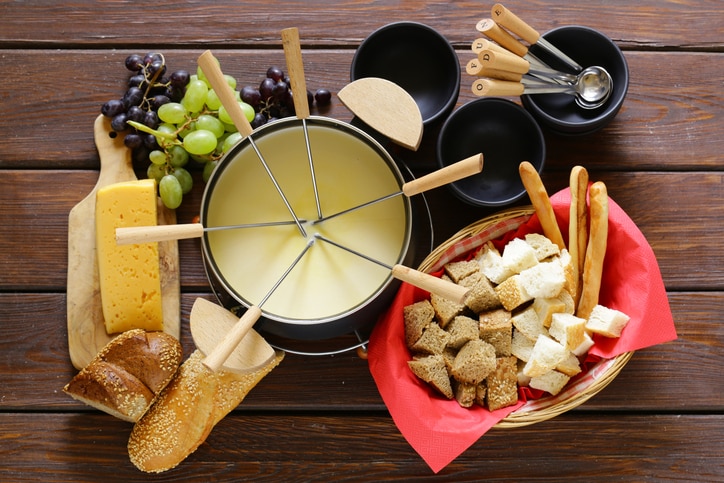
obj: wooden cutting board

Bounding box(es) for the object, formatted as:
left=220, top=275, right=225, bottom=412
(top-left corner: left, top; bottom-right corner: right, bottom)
left=66, top=115, right=180, bottom=370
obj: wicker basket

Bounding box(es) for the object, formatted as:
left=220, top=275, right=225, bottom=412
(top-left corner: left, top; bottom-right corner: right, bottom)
left=415, top=206, right=634, bottom=429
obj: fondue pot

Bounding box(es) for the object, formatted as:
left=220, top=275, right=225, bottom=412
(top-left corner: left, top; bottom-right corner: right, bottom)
left=194, top=30, right=477, bottom=353
left=201, top=115, right=423, bottom=345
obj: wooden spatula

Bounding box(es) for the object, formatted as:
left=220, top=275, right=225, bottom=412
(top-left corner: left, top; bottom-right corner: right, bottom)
left=66, top=115, right=180, bottom=370
left=338, top=77, right=424, bottom=151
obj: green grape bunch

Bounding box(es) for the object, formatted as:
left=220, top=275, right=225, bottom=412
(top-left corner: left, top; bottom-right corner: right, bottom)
left=100, top=52, right=332, bottom=210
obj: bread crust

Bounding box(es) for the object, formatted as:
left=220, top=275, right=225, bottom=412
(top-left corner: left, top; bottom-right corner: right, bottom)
left=63, top=329, right=183, bottom=423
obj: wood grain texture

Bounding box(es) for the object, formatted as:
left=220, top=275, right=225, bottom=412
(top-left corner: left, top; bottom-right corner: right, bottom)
left=0, top=0, right=721, bottom=479
left=0, top=413, right=721, bottom=481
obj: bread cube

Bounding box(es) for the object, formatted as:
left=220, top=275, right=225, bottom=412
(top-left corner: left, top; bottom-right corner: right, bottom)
left=529, top=370, right=570, bottom=396
left=451, top=339, right=497, bottom=384
left=446, top=315, right=479, bottom=350
left=502, top=238, right=539, bottom=274
left=485, top=356, right=519, bottom=411
left=495, top=274, right=533, bottom=311
left=460, top=271, right=502, bottom=313
left=549, top=313, right=587, bottom=351
left=476, top=244, right=512, bottom=285
left=411, top=322, right=450, bottom=355
left=408, top=355, right=454, bottom=399
left=403, top=299, right=434, bottom=348
left=444, top=260, right=479, bottom=283
left=512, top=307, right=548, bottom=342
left=518, top=260, right=566, bottom=299
left=524, top=233, right=561, bottom=261
left=479, top=308, right=513, bottom=356
left=532, top=296, right=566, bottom=328
left=511, top=329, right=535, bottom=362
left=586, top=305, right=631, bottom=338
left=523, top=335, right=569, bottom=378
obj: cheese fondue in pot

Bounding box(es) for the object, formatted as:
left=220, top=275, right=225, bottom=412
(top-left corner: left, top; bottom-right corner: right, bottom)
left=202, top=118, right=411, bottom=324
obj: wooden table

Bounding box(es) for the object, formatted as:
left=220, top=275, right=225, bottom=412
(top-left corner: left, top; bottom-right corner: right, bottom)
left=1, top=1, right=722, bottom=480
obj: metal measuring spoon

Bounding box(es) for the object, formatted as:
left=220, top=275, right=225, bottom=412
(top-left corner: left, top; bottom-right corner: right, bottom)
left=472, top=71, right=612, bottom=110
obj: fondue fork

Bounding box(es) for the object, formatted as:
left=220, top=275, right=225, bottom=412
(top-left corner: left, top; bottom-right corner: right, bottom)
left=312, top=153, right=483, bottom=224
left=282, top=27, right=323, bottom=220
left=198, top=50, right=307, bottom=238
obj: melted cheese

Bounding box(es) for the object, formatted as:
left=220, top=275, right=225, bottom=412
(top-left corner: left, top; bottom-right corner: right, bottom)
left=95, top=179, right=163, bottom=334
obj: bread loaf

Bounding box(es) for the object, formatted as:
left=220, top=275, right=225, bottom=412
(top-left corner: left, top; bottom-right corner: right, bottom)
left=64, top=329, right=182, bottom=422
left=128, top=349, right=284, bottom=473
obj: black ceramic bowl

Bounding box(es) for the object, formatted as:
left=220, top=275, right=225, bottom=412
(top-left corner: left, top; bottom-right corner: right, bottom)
left=351, top=22, right=460, bottom=126
left=521, top=26, right=629, bottom=136
left=437, top=98, right=545, bottom=207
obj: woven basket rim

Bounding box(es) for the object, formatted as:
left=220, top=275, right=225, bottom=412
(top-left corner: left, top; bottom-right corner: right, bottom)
left=415, top=206, right=634, bottom=429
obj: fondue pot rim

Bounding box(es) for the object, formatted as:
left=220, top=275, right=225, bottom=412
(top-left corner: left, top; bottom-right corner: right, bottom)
left=199, top=115, right=414, bottom=331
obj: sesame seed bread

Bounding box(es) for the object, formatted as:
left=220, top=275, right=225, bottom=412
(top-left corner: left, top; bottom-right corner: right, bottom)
left=494, top=274, right=533, bottom=311
left=485, top=356, right=519, bottom=411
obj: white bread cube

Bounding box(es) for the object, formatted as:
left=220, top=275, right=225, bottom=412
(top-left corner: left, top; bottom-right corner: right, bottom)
left=511, top=307, right=548, bottom=342
left=502, top=238, right=539, bottom=274
left=549, top=313, right=587, bottom=351
left=516, top=359, right=531, bottom=386
left=518, top=260, right=566, bottom=299
left=524, top=233, right=560, bottom=261
left=523, top=335, right=568, bottom=378
left=477, top=245, right=512, bottom=285
left=586, top=305, right=631, bottom=338
left=533, top=296, right=566, bottom=328
left=572, top=332, right=595, bottom=357
left=556, top=352, right=582, bottom=377
left=556, top=289, right=576, bottom=315
left=529, top=370, right=570, bottom=395
left=511, top=329, right=535, bottom=362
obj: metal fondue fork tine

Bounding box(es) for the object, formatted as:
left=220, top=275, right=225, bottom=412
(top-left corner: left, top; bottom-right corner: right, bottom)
left=313, top=234, right=470, bottom=304
left=311, top=154, right=483, bottom=225
left=198, top=50, right=307, bottom=238
left=202, top=237, right=315, bottom=371
left=282, top=27, right=323, bottom=220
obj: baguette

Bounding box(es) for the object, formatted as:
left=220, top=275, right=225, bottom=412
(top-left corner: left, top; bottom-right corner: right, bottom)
left=568, top=166, right=589, bottom=307
left=519, top=161, right=565, bottom=250
left=63, top=329, right=183, bottom=423
left=128, top=349, right=284, bottom=473
left=577, top=182, right=609, bottom=319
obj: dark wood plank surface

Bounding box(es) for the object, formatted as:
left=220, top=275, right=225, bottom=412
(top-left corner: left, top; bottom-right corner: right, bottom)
left=0, top=0, right=722, bottom=480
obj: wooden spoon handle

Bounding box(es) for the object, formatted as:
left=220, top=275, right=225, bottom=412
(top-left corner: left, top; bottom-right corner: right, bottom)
left=471, top=78, right=525, bottom=97
left=476, top=18, right=529, bottom=57
left=471, top=37, right=511, bottom=56
left=478, top=49, right=530, bottom=75
left=402, top=153, right=483, bottom=197
left=198, top=50, right=254, bottom=137
left=466, top=58, right=523, bottom=82
left=391, top=265, right=470, bottom=305
left=116, top=223, right=204, bottom=245
left=491, top=3, right=541, bottom=44
left=281, top=27, right=310, bottom=119
left=203, top=305, right=263, bottom=372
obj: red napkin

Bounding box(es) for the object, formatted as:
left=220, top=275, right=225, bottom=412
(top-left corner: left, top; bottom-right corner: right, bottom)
left=367, top=188, right=677, bottom=473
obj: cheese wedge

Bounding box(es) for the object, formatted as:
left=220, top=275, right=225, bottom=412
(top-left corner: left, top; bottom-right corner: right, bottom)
left=95, top=179, right=163, bottom=334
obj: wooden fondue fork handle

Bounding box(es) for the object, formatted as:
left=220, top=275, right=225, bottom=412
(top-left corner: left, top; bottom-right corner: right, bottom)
left=402, top=153, right=483, bottom=196
left=391, top=265, right=470, bottom=305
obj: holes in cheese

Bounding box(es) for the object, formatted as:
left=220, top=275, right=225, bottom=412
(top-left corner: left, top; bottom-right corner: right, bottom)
left=95, top=179, right=163, bottom=334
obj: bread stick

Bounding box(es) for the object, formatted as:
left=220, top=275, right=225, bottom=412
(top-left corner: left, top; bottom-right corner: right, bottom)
left=519, top=161, right=565, bottom=250
left=568, top=166, right=589, bottom=307
left=577, top=181, right=608, bottom=320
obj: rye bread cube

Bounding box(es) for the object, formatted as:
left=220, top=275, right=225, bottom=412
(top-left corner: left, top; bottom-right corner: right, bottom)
left=478, top=308, right=513, bottom=356
left=451, top=339, right=497, bottom=385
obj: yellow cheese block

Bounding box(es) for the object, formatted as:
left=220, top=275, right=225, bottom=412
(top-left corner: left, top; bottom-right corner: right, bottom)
left=95, top=178, right=163, bottom=334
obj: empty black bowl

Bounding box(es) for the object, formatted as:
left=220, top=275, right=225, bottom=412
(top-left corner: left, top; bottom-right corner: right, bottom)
left=351, top=22, right=460, bottom=126
left=437, top=98, right=545, bottom=207
left=521, top=26, right=629, bottom=136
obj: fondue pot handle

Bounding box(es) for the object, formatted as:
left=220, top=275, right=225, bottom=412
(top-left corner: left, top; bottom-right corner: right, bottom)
left=391, top=265, right=470, bottom=305
left=402, top=153, right=483, bottom=197
left=198, top=50, right=254, bottom=137
left=116, top=223, right=204, bottom=245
